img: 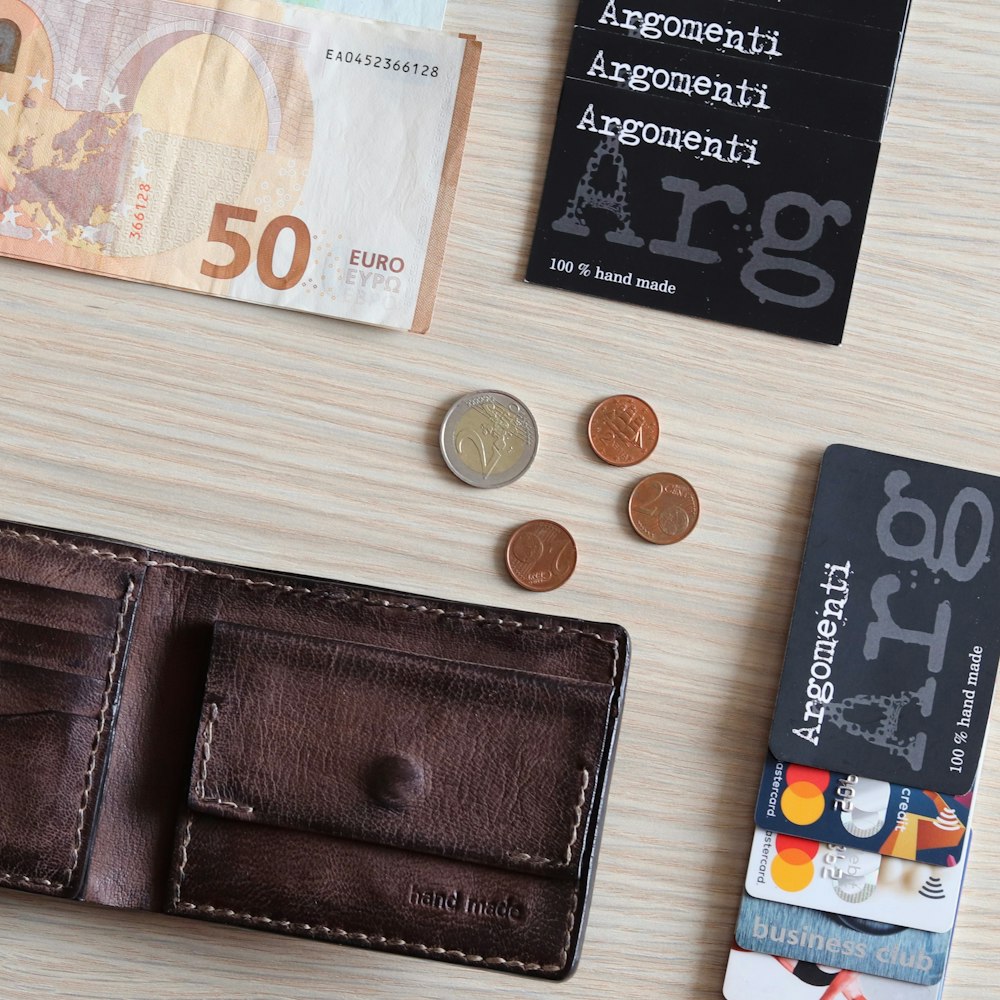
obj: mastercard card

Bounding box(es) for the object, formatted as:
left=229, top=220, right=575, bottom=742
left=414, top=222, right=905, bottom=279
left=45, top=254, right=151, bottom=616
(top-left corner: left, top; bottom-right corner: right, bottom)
left=723, top=943, right=945, bottom=1000
left=745, top=827, right=965, bottom=933
left=756, top=753, right=972, bottom=867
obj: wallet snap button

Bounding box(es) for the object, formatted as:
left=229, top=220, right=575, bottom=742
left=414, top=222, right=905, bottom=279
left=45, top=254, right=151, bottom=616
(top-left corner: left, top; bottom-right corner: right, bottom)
left=366, top=754, right=424, bottom=810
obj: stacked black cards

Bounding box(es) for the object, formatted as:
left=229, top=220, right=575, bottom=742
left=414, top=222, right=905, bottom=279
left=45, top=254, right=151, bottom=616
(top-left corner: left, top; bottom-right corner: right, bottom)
left=725, top=444, right=999, bottom=999
left=527, top=1, right=912, bottom=344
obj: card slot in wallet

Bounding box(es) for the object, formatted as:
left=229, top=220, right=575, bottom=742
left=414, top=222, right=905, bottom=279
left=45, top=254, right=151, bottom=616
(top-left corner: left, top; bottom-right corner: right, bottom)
left=0, top=617, right=118, bottom=678
left=0, top=580, right=137, bottom=899
left=0, top=712, right=113, bottom=895
left=0, top=576, right=124, bottom=637
left=0, top=660, right=105, bottom=718
left=168, top=621, right=615, bottom=976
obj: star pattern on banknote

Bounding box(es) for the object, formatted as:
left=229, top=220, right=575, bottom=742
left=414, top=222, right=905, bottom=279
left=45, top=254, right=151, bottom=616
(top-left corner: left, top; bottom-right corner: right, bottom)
left=2, top=206, right=21, bottom=227
left=103, top=86, right=127, bottom=111
left=27, top=71, right=48, bottom=94
left=38, top=225, right=55, bottom=244
left=80, top=225, right=101, bottom=242
left=132, top=162, right=151, bottom=182
left=0, top=93, right=14, bottom=115
left=68, top=69, right=90, bottom=91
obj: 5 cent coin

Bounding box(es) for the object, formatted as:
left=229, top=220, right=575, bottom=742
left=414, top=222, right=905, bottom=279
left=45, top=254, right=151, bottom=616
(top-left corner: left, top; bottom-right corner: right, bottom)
left=588, top=395, right=659, bottom=466
left=505, top=520, right=577, bottom=592
left=628, top=473, right=700, bottom=544
left=440, top=390, right=538, bottom=488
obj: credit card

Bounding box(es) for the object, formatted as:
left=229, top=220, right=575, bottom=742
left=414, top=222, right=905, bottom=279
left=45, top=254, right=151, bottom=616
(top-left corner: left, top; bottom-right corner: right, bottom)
left=567, top=27, right=891, bottom=140
left=745, top=827, right=965, bottom=933
left=723, top=942, right=944, bottom=1000
left=755, top=753, right=973, bottom=867
left=574, top=0, right=903, bottom=87
left=734, top=891, right=956, bottom=985
left=769, top=445, right=1000, bottom=793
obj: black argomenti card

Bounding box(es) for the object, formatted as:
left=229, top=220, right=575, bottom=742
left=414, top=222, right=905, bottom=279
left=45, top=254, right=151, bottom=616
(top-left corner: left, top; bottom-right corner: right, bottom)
left=575, top=0, right=903, bottom=86
left=733, top=0, right=911, bottom=33
left=525, top=77, right=879, bottom=342
left=568, top=26, right=891, bottom=140
left=770, top=445, right=1000, bottom=795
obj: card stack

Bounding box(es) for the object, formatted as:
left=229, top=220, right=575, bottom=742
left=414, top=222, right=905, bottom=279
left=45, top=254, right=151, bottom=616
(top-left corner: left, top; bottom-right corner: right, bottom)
left=527, top=0, right=912, bottom=344
left=725, top=444, right=1000, bottom=999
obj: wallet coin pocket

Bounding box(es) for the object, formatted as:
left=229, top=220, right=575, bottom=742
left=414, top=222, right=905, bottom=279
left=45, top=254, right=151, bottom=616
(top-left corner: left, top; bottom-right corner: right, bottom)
left=0, top=576, right=137, bottom=898
left=188, top=621, right=610, bottom=873
left=170, top=620, right=618, bottom=976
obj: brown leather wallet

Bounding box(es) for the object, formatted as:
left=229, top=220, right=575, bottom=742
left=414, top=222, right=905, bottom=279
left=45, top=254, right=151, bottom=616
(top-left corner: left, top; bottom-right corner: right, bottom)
left=0, top=519, right=628, bottom=979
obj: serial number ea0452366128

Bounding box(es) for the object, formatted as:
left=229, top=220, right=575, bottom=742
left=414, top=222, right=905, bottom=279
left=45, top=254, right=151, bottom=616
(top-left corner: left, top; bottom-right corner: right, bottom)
left=326, top=50, right=440, bottom=76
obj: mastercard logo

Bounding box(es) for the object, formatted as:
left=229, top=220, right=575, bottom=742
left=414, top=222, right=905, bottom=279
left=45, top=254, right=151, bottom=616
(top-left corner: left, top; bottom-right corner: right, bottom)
left=769, top=834, right=820, bottom=892
left=779, top=764, right=831, bottom=826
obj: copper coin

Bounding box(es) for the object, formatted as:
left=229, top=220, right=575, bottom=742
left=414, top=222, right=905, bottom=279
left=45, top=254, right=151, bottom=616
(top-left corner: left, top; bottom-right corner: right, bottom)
left=628, top=473, right=699, bottom=544
left=587, top=395, right=659, bottom=467
left=505, top=520, right=577, bottom=592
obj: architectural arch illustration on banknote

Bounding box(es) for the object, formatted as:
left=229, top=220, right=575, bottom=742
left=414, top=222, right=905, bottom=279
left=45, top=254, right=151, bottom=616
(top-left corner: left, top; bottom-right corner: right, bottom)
left=0, top=18, right=21, bottom=73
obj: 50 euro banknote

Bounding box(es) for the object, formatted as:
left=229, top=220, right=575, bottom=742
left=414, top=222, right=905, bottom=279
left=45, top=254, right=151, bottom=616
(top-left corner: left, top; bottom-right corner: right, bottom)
left=0, top=0, right=479, bottom=331
left=282, top=0, right=447, bottom=30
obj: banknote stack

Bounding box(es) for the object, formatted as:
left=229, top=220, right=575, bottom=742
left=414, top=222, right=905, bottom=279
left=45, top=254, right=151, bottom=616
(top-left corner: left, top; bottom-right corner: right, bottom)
left=0, top=0, right=479, bottom=331
left=527, top=0, right=912, bottom=344
left=725, top=445, right=1000, bottom=1000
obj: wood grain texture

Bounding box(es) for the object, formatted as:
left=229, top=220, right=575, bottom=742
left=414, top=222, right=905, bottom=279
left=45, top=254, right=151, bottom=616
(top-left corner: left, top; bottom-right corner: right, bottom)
left=1, top=0, right=998, bottom=996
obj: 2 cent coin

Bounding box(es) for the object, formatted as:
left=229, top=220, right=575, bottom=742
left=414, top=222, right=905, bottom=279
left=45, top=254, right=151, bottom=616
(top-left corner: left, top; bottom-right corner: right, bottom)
left=628, top=473, right=700, bottom=544
left=505, top=520, right=577, bottom=592
left=588, top=395, right=659, bottom=466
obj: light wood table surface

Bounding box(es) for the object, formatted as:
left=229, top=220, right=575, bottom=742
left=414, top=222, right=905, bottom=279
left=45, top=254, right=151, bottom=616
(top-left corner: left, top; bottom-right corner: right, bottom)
left=1, top=1, right=998, bottom=997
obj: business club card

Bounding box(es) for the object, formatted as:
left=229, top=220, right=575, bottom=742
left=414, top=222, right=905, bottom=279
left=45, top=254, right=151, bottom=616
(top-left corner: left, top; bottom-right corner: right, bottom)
left=723, top=943, right=944, bottom=1000
left=769, top=445, right=1000, bottom=794
left=755, top=753, right=973, bottom=867
left=745, top=827, right=966, bottom=934
left=734, top=890, right=957, bottom=986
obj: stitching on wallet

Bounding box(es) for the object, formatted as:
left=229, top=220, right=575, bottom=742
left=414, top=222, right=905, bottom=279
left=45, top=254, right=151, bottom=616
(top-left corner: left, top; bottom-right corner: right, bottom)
left=170, top=899, right=565, bottom=973
left=172, top=816, right=194, bottom=909
left=558, top=890, right=579, bottom=969
left=194, top=703, right=254, bottom=814
left=63, top=577, right=137, bottom=885
left=171, top=811, right=576, bottom=973
left=507, top=767, right=591, bottom=868
left=0, top=529, right=619, bottom=659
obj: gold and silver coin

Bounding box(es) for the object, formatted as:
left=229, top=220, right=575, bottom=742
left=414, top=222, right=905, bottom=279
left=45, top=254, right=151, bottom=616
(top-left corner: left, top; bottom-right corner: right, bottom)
left=439, top=390, right=538, bottom=488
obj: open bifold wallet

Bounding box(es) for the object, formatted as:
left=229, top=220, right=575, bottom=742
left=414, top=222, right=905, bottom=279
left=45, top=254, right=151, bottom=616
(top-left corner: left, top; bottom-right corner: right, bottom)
left=0, top=519, right=629, bottom=979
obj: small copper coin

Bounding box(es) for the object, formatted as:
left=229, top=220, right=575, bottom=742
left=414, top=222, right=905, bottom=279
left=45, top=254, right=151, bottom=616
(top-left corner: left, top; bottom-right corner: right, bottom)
left=628, top=473, right=699, bottom=544
left=588, top=395, right=659, bottom=466
left=505, top=520, right=577, bottom=592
